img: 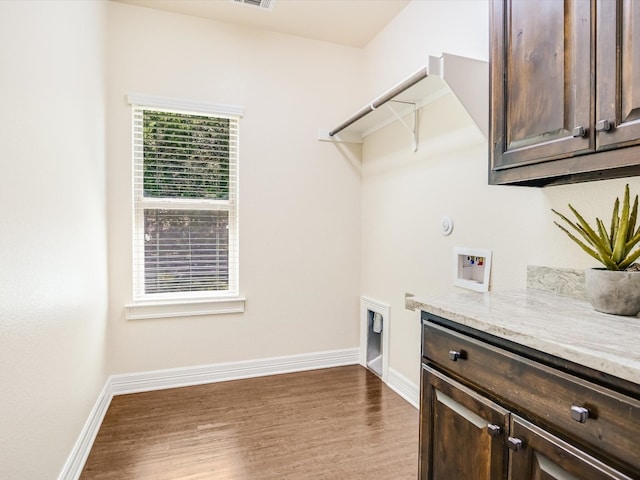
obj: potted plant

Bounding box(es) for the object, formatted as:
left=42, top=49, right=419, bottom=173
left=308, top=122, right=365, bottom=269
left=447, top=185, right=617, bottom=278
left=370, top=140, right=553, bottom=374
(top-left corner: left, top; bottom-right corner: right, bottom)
left=552, top=184, right=640, bottom=316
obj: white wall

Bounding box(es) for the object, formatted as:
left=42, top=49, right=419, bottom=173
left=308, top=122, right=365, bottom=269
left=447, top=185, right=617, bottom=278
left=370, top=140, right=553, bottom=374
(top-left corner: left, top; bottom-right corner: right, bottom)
left=0, top=2, right=108, bottom=479
left=4, top=2, right=639, bottom=477
left=105, top=2, right=363, bottom=374
left=361, top=0, right=640, bottom=384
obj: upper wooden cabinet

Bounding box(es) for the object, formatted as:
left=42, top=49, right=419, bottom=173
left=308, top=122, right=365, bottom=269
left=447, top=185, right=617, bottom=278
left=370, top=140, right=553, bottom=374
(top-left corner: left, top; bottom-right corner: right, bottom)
left=490, top=0, right=640, bottom=186
left=597, top=1, right=640, bottom=150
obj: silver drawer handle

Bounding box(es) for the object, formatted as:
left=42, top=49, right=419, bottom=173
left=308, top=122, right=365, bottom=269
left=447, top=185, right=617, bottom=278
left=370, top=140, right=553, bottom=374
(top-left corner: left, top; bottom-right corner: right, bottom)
left=570, top=405, right=590, bottom=423
left=448, top=350, right=463, bottom=361
left=572, top=125, right=587, bottom=138
left=595, top=119, right=612, bottom=132
left=507, top=437, right=523, bottom=452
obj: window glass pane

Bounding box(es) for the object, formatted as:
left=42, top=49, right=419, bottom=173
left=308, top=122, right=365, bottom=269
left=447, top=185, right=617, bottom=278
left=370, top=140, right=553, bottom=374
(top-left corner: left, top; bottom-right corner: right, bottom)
left=131, top=100, right=240, bottom=300
left=143, top=209, right=229, bottom=294
left=143, top=110, right=230, bottom=200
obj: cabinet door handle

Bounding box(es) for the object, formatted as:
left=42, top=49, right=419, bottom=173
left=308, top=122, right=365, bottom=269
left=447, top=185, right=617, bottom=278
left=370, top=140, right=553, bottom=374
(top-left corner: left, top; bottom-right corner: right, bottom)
left=487, top=424, right=502, bottom=437
left=572, top=126, right=587, bottom=137
left=507, top=437, right=523, bottom=452
left=595, top=119, right=612, bottom=132
left=448, top=350, right=463, bottom=361
left=570, top=405, right=590, bottom=423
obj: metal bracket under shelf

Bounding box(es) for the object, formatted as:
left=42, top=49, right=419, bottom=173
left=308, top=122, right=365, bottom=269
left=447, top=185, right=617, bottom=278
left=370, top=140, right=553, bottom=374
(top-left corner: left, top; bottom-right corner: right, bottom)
left=386, top=100, right=419, bottom=152
left=316, top=97, right=424, bottom=151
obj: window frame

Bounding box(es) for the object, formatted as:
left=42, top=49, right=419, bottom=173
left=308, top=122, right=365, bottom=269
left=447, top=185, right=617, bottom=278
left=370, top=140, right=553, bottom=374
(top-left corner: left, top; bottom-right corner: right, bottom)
left=125, top=93, right=245, bottom=319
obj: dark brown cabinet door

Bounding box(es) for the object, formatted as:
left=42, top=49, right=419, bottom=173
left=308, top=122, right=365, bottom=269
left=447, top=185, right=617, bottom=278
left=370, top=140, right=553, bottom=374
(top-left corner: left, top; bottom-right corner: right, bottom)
left=489, top=0, right=640, bottom=185
left=596, top=0, right=640, bottom=150
left=490, top=0, right=592, bottom=172
left=508, top=416, right=634, bottom=480
left=419, top=365, right=509, bottom=480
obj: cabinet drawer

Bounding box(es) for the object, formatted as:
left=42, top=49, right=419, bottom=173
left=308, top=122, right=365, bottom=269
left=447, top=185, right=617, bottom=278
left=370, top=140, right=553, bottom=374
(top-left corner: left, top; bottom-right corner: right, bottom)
left=422, top=321, right=640, bottom=473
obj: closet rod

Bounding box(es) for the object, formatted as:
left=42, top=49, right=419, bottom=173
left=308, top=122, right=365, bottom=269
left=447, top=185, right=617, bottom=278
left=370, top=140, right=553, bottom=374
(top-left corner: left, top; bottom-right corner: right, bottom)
left=328, top=66, right=428, bottom=137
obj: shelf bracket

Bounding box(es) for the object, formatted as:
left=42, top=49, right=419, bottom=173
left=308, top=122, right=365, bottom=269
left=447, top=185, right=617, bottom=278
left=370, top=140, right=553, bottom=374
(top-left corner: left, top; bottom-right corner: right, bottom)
left=386, top=100, right=418, bottom=152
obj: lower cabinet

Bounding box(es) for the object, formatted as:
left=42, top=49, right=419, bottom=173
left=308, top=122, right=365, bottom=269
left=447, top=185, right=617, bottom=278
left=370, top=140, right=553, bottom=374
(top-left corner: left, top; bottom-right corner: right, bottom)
left=420, top=366, right=508, bottom=480
left=419, top=314, right=640, bottom=480
left=509, top=416, right=630, bottom=480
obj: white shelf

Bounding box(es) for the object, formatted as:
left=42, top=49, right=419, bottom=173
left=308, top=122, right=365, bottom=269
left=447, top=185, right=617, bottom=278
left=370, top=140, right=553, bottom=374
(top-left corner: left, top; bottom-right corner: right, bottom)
left=319, top=53, right=488, bottom=150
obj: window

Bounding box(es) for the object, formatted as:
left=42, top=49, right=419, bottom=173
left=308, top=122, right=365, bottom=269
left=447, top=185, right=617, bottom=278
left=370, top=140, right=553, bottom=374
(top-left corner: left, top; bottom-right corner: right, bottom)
left=128, top=94, right=243, bottom=316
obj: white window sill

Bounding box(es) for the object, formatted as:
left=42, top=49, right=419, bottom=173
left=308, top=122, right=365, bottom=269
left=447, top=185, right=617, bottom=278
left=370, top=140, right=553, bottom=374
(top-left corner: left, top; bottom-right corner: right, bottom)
left=124, top=296, right=246, bottom=320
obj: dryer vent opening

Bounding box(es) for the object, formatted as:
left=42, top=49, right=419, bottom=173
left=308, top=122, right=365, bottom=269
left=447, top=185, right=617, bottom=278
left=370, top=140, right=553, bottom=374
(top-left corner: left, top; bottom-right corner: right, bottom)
left=360, top=297, right=389, bottom=379
left=366, top=311, right=383, bottom=376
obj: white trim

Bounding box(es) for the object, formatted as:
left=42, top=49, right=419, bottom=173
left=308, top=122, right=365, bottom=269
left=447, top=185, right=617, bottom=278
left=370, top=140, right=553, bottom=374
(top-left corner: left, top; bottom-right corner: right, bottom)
left=57, top=380, right=114, bottom=480
left=360, top=296, right=390, bottom=381
left=58, top=348, right=359, bottom=480
left=124, top=297, right=246, bottom=320
left=386, top=367, right=420, bottom=409
left=126, top=92, right=244, bottom=117
left=110, top=348, right=359, bottom=395
left=130, top=103, right=241, bottom=300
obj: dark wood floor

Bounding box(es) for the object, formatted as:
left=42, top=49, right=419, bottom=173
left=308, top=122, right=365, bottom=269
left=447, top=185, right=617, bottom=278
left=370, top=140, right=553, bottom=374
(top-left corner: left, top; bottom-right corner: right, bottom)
left=80, top=365, right=419, bottom=479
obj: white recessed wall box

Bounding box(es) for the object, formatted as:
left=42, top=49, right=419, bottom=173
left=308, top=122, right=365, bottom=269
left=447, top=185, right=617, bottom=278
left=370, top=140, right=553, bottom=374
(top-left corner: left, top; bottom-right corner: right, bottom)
left=453, top=247, right=492, bottom=292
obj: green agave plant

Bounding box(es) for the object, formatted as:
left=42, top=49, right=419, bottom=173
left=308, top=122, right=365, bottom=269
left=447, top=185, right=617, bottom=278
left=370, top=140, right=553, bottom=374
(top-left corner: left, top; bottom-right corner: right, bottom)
left=552, top=184, right=640, bottom=271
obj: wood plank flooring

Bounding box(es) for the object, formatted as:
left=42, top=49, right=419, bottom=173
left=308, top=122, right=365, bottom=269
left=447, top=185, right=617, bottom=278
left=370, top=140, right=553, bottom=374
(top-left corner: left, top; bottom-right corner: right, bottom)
left=80, top=365, right=419, bottom=479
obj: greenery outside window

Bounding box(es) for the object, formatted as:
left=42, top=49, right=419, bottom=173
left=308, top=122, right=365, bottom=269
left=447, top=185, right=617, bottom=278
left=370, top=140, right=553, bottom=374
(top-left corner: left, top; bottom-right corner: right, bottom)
left=128, top=94, right=242, bottom=314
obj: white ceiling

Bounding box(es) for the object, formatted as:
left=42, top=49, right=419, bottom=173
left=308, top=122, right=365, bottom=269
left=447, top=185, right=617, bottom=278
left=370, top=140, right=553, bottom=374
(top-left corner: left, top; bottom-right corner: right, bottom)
left=111, top=0, right=411, bottom=48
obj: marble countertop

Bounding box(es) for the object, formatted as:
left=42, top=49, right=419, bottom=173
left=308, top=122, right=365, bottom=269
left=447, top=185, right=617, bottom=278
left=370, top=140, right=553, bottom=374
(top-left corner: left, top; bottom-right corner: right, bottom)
left=407, top=289, right=640, bottom=386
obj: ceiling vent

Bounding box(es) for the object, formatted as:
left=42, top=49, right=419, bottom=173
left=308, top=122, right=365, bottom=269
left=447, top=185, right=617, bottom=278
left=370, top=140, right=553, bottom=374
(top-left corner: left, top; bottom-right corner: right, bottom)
left=232, top=0, right=274, bottom=10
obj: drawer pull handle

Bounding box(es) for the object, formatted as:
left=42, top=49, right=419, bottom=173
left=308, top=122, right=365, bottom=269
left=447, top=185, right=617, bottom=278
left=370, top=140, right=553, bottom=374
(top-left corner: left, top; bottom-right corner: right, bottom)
left=448, top=350, right=463, bottom=361
left=570, top=405, right=590, bottom=423
left=487, top=424, right=502, bottom=437
left=507, top=437, right=523, bottom=452
left=595, top=119, right=612, bottom=132
left=572, top=125, right=587, bottom=137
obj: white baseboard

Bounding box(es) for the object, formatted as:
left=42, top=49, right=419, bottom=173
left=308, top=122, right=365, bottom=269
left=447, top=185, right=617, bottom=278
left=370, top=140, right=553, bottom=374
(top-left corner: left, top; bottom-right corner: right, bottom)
left=385, top=367, right=420, bottom=409
left=57, top=380, right=114, bottom=480
left=58, top=348, right=359, bottom=480
left=110, top=348, right=359, bottom=395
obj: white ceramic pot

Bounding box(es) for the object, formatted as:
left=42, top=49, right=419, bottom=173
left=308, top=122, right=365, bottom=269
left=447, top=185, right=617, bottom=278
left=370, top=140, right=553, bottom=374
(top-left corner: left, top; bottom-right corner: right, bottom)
left=585, top=268, right=640, bottom=316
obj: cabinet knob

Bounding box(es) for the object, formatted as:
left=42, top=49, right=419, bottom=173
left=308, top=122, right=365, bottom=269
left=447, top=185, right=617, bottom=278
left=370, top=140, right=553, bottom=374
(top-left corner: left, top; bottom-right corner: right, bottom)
left=572, top=126, right=587, bottom=137
left=595, top=119, right=612, bottom=132
left=487, top=424, right=502, bottom=437
left=570, top=405, right=590, bottom=423
left=448, top=350, right=463, bottom=362
left=507, top=437, right=523, bottom=452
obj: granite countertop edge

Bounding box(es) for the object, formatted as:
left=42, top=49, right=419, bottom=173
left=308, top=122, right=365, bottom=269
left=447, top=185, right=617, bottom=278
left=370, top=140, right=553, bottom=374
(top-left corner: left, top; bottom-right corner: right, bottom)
left=407, top=289, right=640, bottom=386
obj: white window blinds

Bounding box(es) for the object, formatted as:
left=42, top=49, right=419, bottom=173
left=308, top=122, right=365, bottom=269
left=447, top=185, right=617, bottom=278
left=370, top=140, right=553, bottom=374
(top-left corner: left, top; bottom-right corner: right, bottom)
left=131, top=100, right=240, bottom=300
